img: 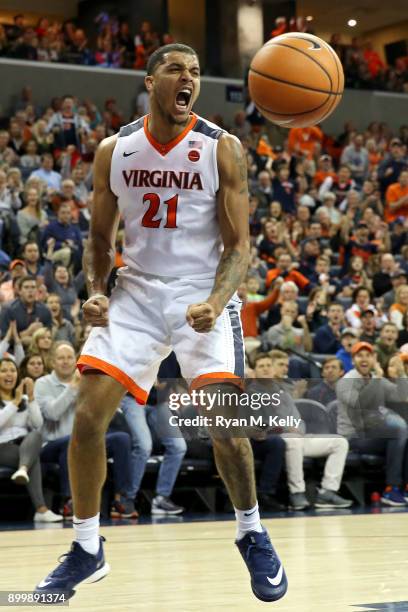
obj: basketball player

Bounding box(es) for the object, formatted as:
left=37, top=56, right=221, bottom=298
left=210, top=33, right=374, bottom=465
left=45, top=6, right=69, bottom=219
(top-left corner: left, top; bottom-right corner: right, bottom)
left=36, top=44, right=287, bottom=603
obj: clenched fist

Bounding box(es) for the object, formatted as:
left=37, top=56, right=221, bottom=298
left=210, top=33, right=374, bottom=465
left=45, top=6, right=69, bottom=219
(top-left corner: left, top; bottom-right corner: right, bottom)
left=82, top=294, right=109, bottom=327
left=186, top=302, right=218, bottom=333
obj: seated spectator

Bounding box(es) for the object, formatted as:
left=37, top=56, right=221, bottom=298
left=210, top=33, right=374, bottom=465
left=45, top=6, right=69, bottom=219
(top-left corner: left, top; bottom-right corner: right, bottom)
left=266, top=280, right=299, bottom=328
left=318, top=164, right=355, bottom=206
left=359, top=308, right=379, bottom=344
left=29, top=153, right=62, bottom=191
left=383, top=270, right=408, bottom=310
left=397, top=310, right=408, bottom=348
left=336, top=327, right=358, bottom=373
left=252, top=170, right=273, bottom=211
left=258, top=222, right=296, bottom=265
left=8, top=119, right=26, bottom=157
left=378, top=138, right=407, bottom=197
left=372, top=253, right=398, bottom=297
left=315, top=192, right=342, bottom=226
left=0, top=130, right=19, bottom=166
left=245, top=353, right=288, bottom=511
left=271, top=165, right=296, bottom=214
left=10, top=27, right=37, bottom=61
left=0, top=320, right=24, bottom=364
left=340, top=134, right=369, bottom=185
left=28, top=327, right=53, bottom=372
left=245, top=276, right=263, bottom=303
left=0, top=357, right=62, bottom=522
left=21, top=240, right=44, bottom=279
left=0, top=276, right=52, bottom=347
left=341, top=221, right=379, bottom=274
left=304, top=287, right=329, bottom=332
left=313, top=302, right=345, bottom=354
left=0, top=169, right=21, bottom=213
left=31, top=119, right=55, bottom=154
left=46, top=96, right=89, bottom=149
left=35, top=342, right=135, bottom=519
left=385, top=170, right=408, bottom=223
left=268, top=350, right=351, bottom=510
left=46, top=293, right=76, bottom=345
left=121, top=354, right=186, bottom=516
left=71, top=164, right=90, bottom=205
left=49, top=179, right=86, bottom=224
left=94, top=38, right=122, bottom=68
left=19, top=353, right=46, bottom=381
left=265, top=253, right=310, bottom=293
left=16, top=186, right=48, bottom=245
left=307, top=357, right=344, bottom=405
left=314, top=154, right=336, bottom=188
left=43, top=257, right=82, bottom=321
left=266, top=301, right=312, bottom=354
left=19, top=140, right=41, bottom=177
left=345, top=286, right=379, bottom=329
left=336, top=341, right=408, bottom=506
left=298, top=238, right=321, bottom=280
left=0, top=259, right=27, bottom=303
left=41, top=204, right=83, bottom=271
left=375, top=322, right=399, bottom=370
left=390, top=284, right=408, bottom=329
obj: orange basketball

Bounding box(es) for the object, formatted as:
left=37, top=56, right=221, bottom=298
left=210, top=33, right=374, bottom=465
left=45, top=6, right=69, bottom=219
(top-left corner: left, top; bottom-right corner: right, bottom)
left=248, top=33, right=344, bottom=128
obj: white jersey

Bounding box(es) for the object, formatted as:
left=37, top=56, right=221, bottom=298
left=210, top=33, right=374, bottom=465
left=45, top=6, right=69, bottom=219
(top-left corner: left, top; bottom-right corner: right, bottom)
left=110, top=113, right=225, bottom=279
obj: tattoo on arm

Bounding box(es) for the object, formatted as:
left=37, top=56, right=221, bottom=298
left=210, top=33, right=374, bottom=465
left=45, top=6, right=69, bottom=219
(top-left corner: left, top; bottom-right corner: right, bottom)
left=234, top=141, right=247, bottom=195
left=209, top=247, right=249, bottom=314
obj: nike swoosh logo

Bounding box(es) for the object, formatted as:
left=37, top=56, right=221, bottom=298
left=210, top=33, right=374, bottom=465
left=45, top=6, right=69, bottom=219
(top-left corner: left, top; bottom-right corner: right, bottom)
left=123, top=151, right=138, bottom=157
left=244, top=508, right=257, bottom=516
left=267, top=565, right=283, bottom=587
left=37, top=579, right=52, bottom=588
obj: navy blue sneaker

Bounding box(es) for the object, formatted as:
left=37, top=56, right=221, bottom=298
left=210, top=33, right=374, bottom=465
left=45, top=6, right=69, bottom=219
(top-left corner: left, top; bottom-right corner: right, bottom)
left=35, top=536, right=110, bottom=600
left=235, top=528, right=288, bottom=602
left=381, top=486, right=407, bottom=507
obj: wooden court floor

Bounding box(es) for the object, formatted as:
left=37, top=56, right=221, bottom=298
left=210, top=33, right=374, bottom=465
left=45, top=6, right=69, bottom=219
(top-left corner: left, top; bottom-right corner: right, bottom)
left=0, top=512, right=407, bottom=611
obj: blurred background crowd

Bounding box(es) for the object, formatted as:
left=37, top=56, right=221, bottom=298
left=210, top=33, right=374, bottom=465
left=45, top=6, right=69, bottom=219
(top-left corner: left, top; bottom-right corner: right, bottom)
left=0, top=11, right=406, bottom=92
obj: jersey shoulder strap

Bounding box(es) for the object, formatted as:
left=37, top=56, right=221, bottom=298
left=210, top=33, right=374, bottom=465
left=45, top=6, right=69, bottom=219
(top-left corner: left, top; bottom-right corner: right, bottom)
left=118, top=116, right=145, bottom=138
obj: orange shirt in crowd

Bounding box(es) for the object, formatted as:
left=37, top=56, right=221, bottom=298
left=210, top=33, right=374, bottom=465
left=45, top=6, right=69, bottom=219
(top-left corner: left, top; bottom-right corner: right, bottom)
left=314, top=170, right=337, bottom=187
left=385, top=182, right=408, bottom=222
left=363, top=49, right=385, bottom=78
left=265, top=268, right=310, bottom=291
left=241, top=288, right=279, bottom=338
left=288, top=126, right=323, bottom=159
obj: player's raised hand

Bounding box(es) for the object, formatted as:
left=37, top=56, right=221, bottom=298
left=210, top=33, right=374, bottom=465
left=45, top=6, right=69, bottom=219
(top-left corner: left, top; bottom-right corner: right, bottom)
left=82, top=294, right=109, bottom=327
left=186, top=302, right=217, bottom=333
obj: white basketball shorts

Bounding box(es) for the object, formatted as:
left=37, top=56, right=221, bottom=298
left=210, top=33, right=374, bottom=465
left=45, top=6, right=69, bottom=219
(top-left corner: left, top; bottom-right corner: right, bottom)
left=77, top=268, right=244, bottom=404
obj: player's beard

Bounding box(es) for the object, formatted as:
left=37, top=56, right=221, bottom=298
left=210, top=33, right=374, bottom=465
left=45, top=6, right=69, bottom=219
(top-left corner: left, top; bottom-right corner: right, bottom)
left=155, top=95, right=190, bottom=127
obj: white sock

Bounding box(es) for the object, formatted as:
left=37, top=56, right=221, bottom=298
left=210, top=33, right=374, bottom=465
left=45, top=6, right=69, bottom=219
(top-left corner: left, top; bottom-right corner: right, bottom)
left=73, top=513, right=100, bottom=555
left=234, top=503, right=263, bottom=541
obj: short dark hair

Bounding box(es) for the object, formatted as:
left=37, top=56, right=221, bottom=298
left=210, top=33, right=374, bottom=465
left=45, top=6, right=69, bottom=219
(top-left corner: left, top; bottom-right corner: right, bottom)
left=22, top=240, right=39, bottom=252
left=17, top=275, right=36, bottom=290
left=146, top=43, right=198, bottom=76
left=253, top=352, right=273, bottom=367
left=352, top=285, right=371, bottom=303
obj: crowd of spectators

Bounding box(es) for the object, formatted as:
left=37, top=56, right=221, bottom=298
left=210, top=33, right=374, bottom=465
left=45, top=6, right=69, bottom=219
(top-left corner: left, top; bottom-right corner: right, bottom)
left=1, top=73, right=408, bottom=519
left=0, top=13, right=174, bottom=70
left=1, top=12, right=408, bottom=92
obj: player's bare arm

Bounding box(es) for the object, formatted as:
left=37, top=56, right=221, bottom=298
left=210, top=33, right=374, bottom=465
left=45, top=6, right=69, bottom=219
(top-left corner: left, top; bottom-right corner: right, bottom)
left=82, top=135, right=120, bottom=327
left=186, top=134, right=250, bottom=333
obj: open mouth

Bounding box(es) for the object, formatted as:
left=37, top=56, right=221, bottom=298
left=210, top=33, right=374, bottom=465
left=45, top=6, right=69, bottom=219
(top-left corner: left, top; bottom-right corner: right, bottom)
left=175, top=89, right=192, bottom=112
